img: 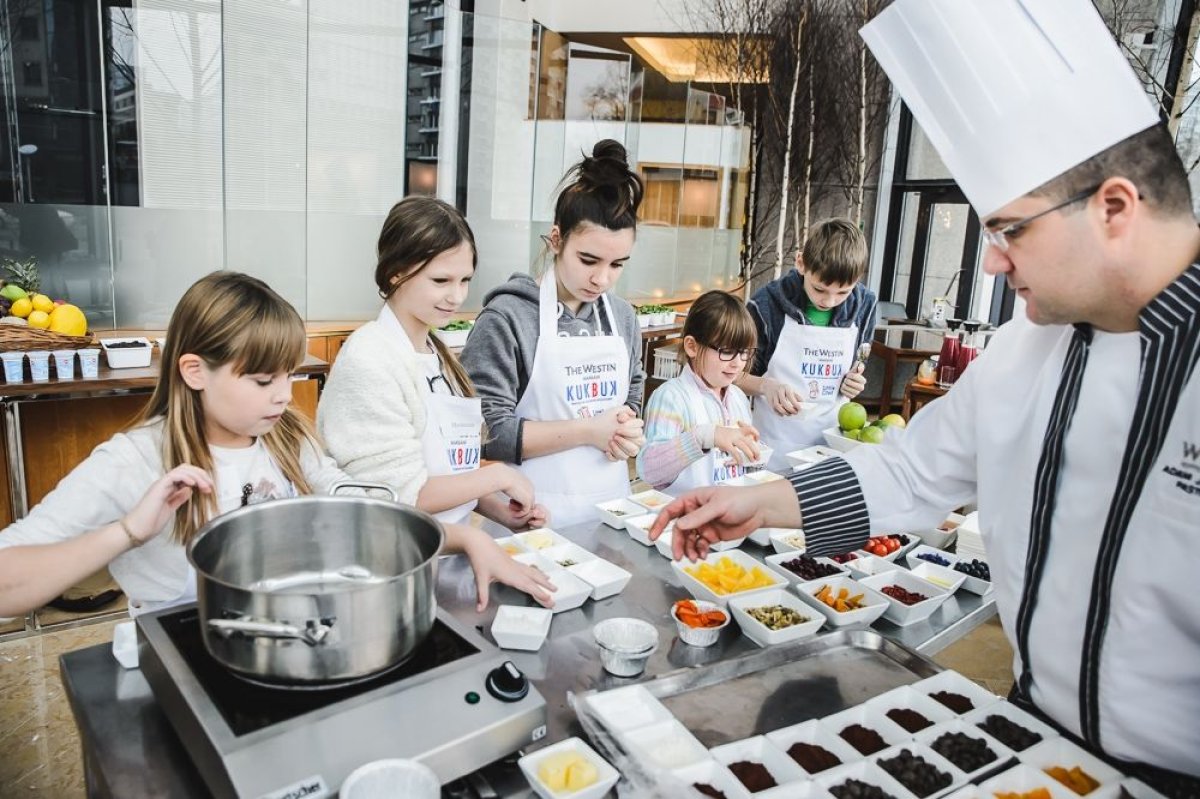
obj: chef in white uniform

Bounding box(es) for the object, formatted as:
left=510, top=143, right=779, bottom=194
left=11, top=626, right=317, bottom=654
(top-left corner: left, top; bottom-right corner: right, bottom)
left=650, top=1, right=1200, bottom=794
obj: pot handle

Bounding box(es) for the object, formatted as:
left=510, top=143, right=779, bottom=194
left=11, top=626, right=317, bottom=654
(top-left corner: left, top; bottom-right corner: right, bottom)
left=207, top=617, right=333, bottom=646
left=329, top=480, right=399, bottom=503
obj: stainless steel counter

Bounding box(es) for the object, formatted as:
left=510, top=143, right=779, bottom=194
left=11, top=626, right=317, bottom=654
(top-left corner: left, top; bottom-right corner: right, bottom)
left=60, top=520, right=995, bottom=798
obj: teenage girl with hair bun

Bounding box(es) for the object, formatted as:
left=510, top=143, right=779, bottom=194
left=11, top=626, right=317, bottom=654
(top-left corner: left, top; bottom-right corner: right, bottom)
left=461, top=140, right=648, bottom=526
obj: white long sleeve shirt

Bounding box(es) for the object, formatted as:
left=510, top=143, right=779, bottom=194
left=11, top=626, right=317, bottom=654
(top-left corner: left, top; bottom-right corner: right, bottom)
left=0, top=419, right=349, bottom=614
left=791, top=265, right=1200, bottom=776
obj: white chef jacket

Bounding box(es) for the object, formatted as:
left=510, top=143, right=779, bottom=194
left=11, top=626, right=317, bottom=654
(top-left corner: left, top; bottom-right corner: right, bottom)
left=789, top=265, right=1200, bottom=777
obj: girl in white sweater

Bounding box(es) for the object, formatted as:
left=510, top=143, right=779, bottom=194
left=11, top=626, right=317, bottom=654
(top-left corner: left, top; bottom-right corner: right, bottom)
left=318, top=197, right=553, bottom=540
left=0, top=272, right=549, bottom=617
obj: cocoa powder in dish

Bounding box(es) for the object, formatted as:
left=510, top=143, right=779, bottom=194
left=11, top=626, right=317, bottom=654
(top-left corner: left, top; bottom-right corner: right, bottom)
left=886, top=707, right=933, bottom=732
left=786, top=741, right=842, bottom=772
left=728, top=760, right=776, bottom=792
left=692, top=783, right=728, bottom=799
left=929, top=690, right=974, bottom=713
left=840, top=723, right=888, bottom=755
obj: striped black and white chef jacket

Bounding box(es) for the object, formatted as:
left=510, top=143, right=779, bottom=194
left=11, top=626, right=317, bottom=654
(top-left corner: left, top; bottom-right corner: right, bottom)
left=793, top=264, right=1200, bottom=781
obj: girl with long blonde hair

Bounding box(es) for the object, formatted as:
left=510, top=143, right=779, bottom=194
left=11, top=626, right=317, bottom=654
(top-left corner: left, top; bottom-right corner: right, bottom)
left=0, top=271, right=548, bottom=618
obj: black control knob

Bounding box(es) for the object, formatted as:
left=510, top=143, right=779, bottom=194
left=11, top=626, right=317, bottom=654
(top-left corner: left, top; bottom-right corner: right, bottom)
left=485, top=661, right=529, bottom=702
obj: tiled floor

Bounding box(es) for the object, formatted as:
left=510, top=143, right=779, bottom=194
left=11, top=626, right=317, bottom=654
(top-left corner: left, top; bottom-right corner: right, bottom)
left=0, top=614, right=1015, bottom=798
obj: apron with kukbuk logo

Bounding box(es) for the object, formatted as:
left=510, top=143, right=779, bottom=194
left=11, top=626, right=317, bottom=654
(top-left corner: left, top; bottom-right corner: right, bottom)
left=380, top=305, right=484, bottom=525
left=666, top=366, right=754, bottom=494
left=752, top=316, right=857, bottom=470
left=513, top=266, right=631, bottom=526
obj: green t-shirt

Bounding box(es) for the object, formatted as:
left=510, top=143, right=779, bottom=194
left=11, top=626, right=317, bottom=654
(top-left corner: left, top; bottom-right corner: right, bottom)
left=804, top=300, right=833, bottom=327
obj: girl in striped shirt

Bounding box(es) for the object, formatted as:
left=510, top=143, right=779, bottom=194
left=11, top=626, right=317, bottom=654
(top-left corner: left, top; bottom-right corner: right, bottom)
left=636, top=291, right=762, bottom=492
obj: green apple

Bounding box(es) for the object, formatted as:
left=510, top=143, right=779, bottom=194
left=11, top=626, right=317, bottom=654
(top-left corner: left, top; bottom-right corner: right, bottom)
left=860, top=425, right=886, bottom=444
left=0, top=284, right=27, bottom=302
left=843, top=428, right=862, bottom=441
left=881, top=413, right=907, bottom=428
left=837, top=401, right=868, bottom=431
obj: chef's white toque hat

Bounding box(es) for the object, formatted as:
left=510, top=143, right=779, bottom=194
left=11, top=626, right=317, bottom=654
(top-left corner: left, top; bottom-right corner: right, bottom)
left=861, top=0, right=1160, bottom=216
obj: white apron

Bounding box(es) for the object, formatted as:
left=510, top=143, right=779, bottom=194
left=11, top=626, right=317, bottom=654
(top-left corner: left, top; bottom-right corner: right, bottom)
left=752, top=316, right=857, bottom=470
left=514, top=267, right=631, bottom=526
left=666, top=367, right=754, bottom=494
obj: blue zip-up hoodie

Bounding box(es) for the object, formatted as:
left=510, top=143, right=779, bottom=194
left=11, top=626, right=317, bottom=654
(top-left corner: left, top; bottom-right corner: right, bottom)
left=747, top=269, right=878, bottom=376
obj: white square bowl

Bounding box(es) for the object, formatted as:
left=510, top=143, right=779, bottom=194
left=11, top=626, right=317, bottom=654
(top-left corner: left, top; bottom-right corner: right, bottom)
left=516, top=528, right=571, bottom=552
left=858, top=569, right=952, bottom=627
left=768, top=529, right=807, bottom=554
left=711, top=735, right=807, bottom=795
left=490, top=605, right=553, bottom=651
left=784, top=445, right=841, bottom=470
left=912, top=671, right=1002, bottom=717
left=654, top=528, right=676, bottom=559
left=872, top=742, right=969, bottom=798
left=866, top=685, right=958, bottom=735
left=627, top=489, right=674, bottom=512
left=100, top=337, right=153, bottom=369
left=671, top=760, right=753, bottom=799
left=765, top=719, right=864, bottom=775
left=517, top=736, right=620, bottom=799
left=755, top=779, right=835, bottom=799
left=822, top=704, right=913, bottom=757
left=764, top=552, right=848, bottom=586
left=595, top=498, right=643, bottom=528
left=541, top=542, right=597, bottom=570
left=1115, top=779, right=1170, bottom=799
left=718, top=474, right=760, bottom=488
left=843, top=554, right=895, bottom=580
left=494, top=536, right=530, bottom=557
left=567, top=558, right=632, bottom=600
left=908, top=562, right=967, bottom=595
left=744, top=468, right=785, bottom=485
left=671, top=549, right=787, bottom=608
left=580, top=685, right=672, bottom=734
left=915, top=720, right=1015, bottom=782
left=919, top=513, right=966, bottom=549
left=727, top=588, right=825, bottom=647
left=746, top=525, right=778, bottom=547
left=817, top=760, right=920, bottom=799
left=544, top=568, right=593, bottom=613
left=1019, top=737, right=1124, bottom=795
left=977, top=763, right=1078, bottom=799
left=622, top=719, right=710, bottom=770
left=795, top=575, right=889, bottom=628
left=961, top=702, right=1059, bottom=754
left=625, top=512, right=670, bottom=546
left=822, top=427, right=862, bottom=453
left=431, top=324, right=473, bottom=349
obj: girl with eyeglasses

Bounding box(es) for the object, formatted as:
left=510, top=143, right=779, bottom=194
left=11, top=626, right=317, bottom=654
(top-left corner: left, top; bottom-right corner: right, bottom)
left=636, top=290, right=763, bottom=492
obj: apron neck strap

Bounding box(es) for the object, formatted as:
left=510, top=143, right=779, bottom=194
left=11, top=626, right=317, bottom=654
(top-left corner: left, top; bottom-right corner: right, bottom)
left=539, top=265, right=618, bottom=337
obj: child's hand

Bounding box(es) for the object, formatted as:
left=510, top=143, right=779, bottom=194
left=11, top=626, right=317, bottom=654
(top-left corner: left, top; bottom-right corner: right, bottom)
left=524, top=503, right=550, bottom=528
left=124, top=465, right=215, bottom=545
left=714, top=421, right=761, bottom=465
left=461, top=529, right=556, bottom=611
left=840, top=362, right=867, bottom=399
left=762, top=377, right=804, bottom=416
left=593, top=406, right=643, bottom=457
left=495, top=464, right=536, bottom=512
left=491, top=497, right=550, bottom=530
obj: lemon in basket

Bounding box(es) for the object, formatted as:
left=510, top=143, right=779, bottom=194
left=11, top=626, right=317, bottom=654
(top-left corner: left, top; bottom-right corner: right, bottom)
left=10, top=297, right=31, bottom=318
left=30, top=294, right=54, bottom=314
left=27, top=310, right=50, bottom=329
left=48, top=304, right=87, bottom=336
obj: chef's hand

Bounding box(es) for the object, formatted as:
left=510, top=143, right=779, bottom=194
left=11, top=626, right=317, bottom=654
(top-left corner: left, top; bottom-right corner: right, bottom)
left=762, top=377, right=804, bottom=416
left=714, top=421, right=761, bottom=465
left=124, top=465, right=215, bottom=545
left=458, top=526, right=556, bottom=611
left=840, top=362, right=867, bottom=399
left=648, top=480, right=800, bottom=561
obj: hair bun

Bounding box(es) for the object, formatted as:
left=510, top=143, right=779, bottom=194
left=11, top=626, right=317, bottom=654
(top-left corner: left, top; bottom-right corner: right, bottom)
left=557, top=139, right=644, bottom=230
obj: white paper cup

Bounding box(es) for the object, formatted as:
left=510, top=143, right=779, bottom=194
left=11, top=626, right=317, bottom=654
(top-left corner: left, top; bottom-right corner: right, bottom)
left=26, top=350, right=50, bottom=382
left=339, top=758, right=439, bottom=799
left=0, top=351, right=24, bottom=383
left=52, top=349, right=76, bottom=380
left=78, top=347, right=100, bottom=378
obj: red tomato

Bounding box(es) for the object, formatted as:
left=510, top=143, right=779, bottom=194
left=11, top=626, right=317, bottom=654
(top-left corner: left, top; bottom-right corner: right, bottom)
left=871, top=544, right=889, bottom=557
left=885, top=538, right=901, bottom=553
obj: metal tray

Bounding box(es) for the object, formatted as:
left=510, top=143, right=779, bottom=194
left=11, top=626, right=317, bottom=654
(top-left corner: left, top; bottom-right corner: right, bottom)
left=581, top=629, right=941, bottom=749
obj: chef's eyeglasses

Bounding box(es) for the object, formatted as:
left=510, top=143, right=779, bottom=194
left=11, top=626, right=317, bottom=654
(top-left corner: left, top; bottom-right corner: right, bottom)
left=982, top=184, right=1102, bottom=253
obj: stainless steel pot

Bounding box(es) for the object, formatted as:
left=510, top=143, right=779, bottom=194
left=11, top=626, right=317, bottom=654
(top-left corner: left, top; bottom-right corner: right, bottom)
left=187, top=483, right=444, bottom=685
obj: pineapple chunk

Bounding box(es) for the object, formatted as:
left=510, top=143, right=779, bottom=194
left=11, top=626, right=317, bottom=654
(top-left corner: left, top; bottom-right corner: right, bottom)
left=537, top=751, right=598, bottom=794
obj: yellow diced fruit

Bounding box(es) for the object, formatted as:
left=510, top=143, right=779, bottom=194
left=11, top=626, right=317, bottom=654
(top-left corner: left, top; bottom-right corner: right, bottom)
left=537, top=752, right=597, bottom=794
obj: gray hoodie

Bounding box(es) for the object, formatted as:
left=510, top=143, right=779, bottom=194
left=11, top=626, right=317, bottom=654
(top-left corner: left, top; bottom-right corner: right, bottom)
left=461, top=273, right=645, bottom=464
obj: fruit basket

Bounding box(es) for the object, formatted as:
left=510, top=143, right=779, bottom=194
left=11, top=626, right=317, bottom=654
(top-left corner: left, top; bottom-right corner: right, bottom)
left=0, top=325, right=98, bottom=352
